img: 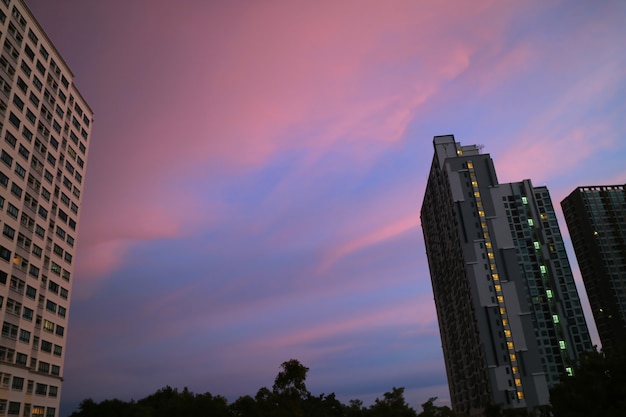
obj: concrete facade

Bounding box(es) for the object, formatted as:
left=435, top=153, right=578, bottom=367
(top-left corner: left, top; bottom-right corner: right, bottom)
left=561, top=185, right=626, bottom=353
left=0, top=1, right=92, bottom=416
left=421, top=135, right=591, bottom=415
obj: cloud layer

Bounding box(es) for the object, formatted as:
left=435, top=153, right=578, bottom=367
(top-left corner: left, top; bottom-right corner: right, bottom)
left=23, top=0, right=626, bottom=415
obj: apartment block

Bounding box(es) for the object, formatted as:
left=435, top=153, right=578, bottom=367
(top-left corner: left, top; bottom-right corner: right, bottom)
left=0, top=1, right=92, bottom=416
left=561, top=185, right=626, bottom=353
left=420, top=135, right=591, bottom=415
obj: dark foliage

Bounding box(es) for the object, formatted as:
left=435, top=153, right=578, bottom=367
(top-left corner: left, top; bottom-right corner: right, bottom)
left=550, top=346, right=626, bottom=417
left=69, top=359, right=447, bottom=417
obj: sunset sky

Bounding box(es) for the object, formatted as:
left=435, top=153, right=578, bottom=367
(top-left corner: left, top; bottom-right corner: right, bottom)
left=23, top=0, right=626, bottom=415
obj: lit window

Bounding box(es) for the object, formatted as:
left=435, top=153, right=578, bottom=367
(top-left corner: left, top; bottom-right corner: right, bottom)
left=502, top=318, right=508, bottom=326
left=540, top=265, right=547, bottom=274
left=507, top=341, right=514, bottom=350
left=500, top=307, right=506, bottom=315
left=546, top=290, right=553, bottom=298
left=559, top=341, right=566, bottom=350
left=474, top=191, right=481, bottom=198
left=485, top=242, right=492, bottom=249
left=478, top=210, right=485, bottom=218
left=490, top=262, right=496, bottom=270
left=552, top=314, right=559, bottom=324
left=512, top=366, right=519, bottom=374
left=492, top=274, right=499, bottom=281
left=467, top=162, right=474, bottom=169
left=566, top=367, right=573, bottom=377
left=497, top=295, right=504, bottom=303
left=495, top=284, right=501, bottom=292
left=510, top=353, right=516, bottom=362
left=504, top=330, right=511, bottom=338
left=488, top=252, right=494, bottom=259
left=522, top=197, right=528, bottom=205
left=528, top=219, right=534, bottom=226
left=471, top=181, right=478, bottom=187
left=517, top=391, right=524, bottom=400
left=534, top=242, right=540, bottom=250
left=515, top=378, right=522, bottom=387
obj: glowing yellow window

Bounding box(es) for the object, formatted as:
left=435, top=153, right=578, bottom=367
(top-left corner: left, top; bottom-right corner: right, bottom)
left=515, top=378, right=522, bottom=387
left=510, top=353, right=516, bottom=362
left=497, top=295, right=504, bottom=303
left=494, top=284, right=501, bottom=292
left=467, top=162, right=474, bottom=168
left=485, top=242, right=491, bottom=249
left=488, top=252, right=494, bottom=259
left=504, top=329, right=511, bottom=338
left=502, top=318, right=508, bottom=326
left=471, top=181, right=478, bottom=187
left=500, top=307, right=506, bottom=315
left=512, top=366, right=519, bottom=374
left=483, top=232, right=490, bottom=239
left=490, top=262, right=496, bottom=270
left=478, top=210, right=485, bottom=217
left=507, top=341, right=514, bottom=350
left=517, top=391, right=524, bottom=400
left=474, top=191, right=481, bottom=198
left=457, top=149, right=463, bottom=156
left=492, top=273, right=499, bottom=281
left=476, top=200, right=483, bottom=208
left=482, top=221, right=488, bottom=229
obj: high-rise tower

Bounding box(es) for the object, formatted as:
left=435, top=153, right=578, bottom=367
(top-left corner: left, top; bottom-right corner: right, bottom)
left=0, top=1, right=92, bottom=416
left=561, top=185, right=626, bottom=353
left=420, top=135, right=591, bottom=414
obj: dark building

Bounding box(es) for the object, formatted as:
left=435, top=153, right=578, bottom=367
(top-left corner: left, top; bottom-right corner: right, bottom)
left=561, top=185, right=626, bottom=352
left=420, top=135, right=592, bottom=415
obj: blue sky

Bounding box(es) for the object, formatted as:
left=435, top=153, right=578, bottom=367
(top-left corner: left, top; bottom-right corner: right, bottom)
left=23, top=0, right=626, bottom=415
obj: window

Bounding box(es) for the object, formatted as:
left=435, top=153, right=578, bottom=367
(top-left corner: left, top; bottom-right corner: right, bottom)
left=32, top=244, right=42, bottom=258
left=64, top=252, right=72, bottom=264
left=19, top=329, right=30, bottom=343
left=11, top=376, right=24, bottom=391
left=14, top=163, right=25, bottom=178
left=22, top=307, right=33, bottom=321
left=45, top=300, right=56, bottom=313
left=8, top=401, right=20, bottom=415
left=0, top=245, right=10, bottom=261
left=18, top=144, right=29, bottom=159
left=3, top=224, right=15, bottom=240
left=2, top=321, right=18, bottom=339
left=55, top=326, right=64, bottom=337
left=1, top=150, right=12, bottom=167
left=51, top=365, right=60, bottom=376
left=50, top=262, right=61, bottom=275
left=40, top=340, right=52, bottom=353
left=0, top=172, right=8, bottom=187
left=57, top=306, right=66, bottom=318
left=20, top=60, right=31, bottom=76
left=48, top=281, right=59, bottom=293
left=43, top=320, right=54, bottom=332
left=12, top=93, right=23, bottom=110
left=53, top=345, right=62, bottom=356
left=35, top=383, right=47, bottom=395
left=60, top=287, right=68, bottom=299
left=25, top=285, right=36, bottom=299
left=11, top=182, right=22, bottom=198
left=33, top=75, right=42, bottom=90
left=49, top=386, right=58, bottom=398
left=15, top=352, right=27, bottom=366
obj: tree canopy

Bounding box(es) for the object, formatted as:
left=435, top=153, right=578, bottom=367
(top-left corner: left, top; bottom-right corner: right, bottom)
left=68, top=359, right=440, bottom=417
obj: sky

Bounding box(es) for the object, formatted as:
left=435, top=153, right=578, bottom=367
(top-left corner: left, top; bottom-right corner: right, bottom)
left=22, top=0, right=626, bottom=415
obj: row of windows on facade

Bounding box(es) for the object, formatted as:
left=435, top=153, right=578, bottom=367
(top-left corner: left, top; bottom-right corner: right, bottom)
left=1, top=321, right=63, bottom=355
left=0, top=270, right=68, bottom=316
left=0, top=245, right=71, bottom=287
left=1, top=293, right=66, bottom=333
left=0, top=344, right=61, bottom=377
left=0, top=374, right=58, bottom=396
left=0, top=398, right=56, bottom=417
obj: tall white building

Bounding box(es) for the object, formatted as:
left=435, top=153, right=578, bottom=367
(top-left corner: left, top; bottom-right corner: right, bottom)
left=0, top=1, right=92, bottom=416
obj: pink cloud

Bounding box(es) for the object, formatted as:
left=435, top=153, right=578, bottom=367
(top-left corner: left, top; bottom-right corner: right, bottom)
left=318, top=213, right=421, bottom=272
